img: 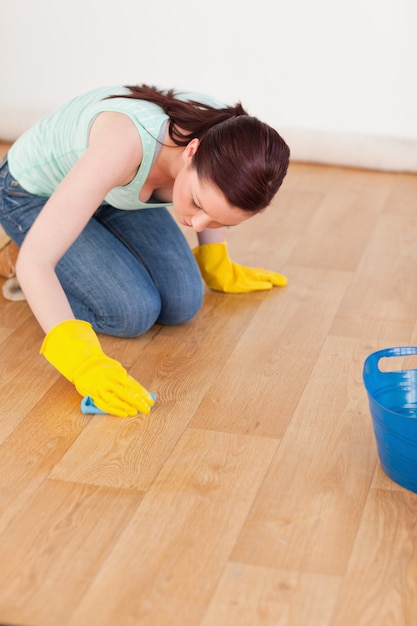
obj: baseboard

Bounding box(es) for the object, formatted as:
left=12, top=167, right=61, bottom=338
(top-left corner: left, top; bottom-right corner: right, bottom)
left=283, top=127, right=417, bottom=173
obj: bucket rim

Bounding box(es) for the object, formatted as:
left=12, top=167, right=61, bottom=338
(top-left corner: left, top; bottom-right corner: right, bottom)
left=363, top=346, right=417, bottom=380
left=364, top=346, right=417, bottom=421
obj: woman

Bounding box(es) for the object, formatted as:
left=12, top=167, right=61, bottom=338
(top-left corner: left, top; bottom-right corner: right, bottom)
left=0, top=84, right=290, bottom=417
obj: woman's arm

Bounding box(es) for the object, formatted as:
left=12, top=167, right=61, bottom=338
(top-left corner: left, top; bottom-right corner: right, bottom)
left=196, top=227, right=226, bottom=245
left=16, top=112, right=143, bottom=333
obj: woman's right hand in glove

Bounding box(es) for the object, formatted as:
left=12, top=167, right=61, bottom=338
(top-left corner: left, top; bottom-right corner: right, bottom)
left=40, top=319, right=155, bottom=418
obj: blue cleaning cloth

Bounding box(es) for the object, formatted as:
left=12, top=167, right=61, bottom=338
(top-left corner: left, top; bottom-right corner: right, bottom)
left=81, top=393, right=157, bottom=415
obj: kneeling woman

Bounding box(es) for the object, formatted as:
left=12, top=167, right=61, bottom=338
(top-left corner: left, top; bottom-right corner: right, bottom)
left=0, top=84, right=290, bottom=417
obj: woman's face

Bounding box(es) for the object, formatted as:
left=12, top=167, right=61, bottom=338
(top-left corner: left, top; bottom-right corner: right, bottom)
left=172, top=140, right=252, bottom=233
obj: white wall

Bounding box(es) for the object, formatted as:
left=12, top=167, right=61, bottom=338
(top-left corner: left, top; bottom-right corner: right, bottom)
left=1, top=0, right=416, bottom=171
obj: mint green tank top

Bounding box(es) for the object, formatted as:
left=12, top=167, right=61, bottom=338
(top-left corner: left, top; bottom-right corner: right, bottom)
left=8, top=85, right=223, bottom=210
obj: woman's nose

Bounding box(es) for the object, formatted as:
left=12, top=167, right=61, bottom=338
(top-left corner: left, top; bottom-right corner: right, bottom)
left=191, top=213, right=211, bottom=232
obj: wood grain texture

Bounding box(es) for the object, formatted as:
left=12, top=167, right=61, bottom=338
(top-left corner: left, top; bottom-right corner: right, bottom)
left=200, top=564, right=341, bottom=626
left=331, top=488, right=417, bottom=626
left=67, top=429, right=278, bottom=626
left=0, top=480, right=143, bottom=626
left=190, top=266, right=352, bottom=438
left=330, top=214, right=417, bottom=342
left=231, top=336, right=379, bottom=577
left=1, top=140, right=417, bottom=626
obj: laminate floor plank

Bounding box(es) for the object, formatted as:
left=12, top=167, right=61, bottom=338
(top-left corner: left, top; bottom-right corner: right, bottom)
left=190, top=266, right=352, bottom=438
left=330, top=488, right=417, bottom=626
left=0, top=479, right=143, bottom=626
left=200, top=564, right=341, bottom=626
left=66, top=429, right=278, bottom=626
left=231, top=336, right=380, bottom=577
left=331, top=214, right=417, bottom=342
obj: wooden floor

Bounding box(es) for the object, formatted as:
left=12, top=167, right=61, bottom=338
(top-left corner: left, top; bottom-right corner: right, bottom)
left=1, top=140, right=417, bottom=626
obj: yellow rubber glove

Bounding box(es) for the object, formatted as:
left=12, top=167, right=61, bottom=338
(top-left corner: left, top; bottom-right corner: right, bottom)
left=193, top=242, right=287, bottom=293
left=40, top=320, right=155, bottom=418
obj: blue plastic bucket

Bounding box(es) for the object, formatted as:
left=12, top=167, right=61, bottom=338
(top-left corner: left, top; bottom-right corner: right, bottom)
left=363, top=346, right=417, bottom=493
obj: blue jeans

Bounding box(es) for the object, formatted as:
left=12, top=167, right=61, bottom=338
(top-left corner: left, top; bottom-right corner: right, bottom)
left=0, top=157, right=203, bottom=337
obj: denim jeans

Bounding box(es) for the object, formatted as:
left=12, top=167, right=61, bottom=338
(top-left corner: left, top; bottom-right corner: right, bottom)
left=0, top=157, right=203, bottom=337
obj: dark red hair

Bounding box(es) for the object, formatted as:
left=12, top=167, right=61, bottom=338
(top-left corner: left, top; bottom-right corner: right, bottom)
left=193, top=116, right=289, bottom=211
left=108, top=84, right=290, bottom=212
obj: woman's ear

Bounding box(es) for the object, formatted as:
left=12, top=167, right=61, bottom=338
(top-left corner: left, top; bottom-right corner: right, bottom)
left=182, top=138, right=200, bottom=163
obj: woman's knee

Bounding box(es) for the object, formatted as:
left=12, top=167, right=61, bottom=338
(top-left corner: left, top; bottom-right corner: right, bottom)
left=157, top=281, right=203, bottom=326
left=85, top=281, right=202, bottom=335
